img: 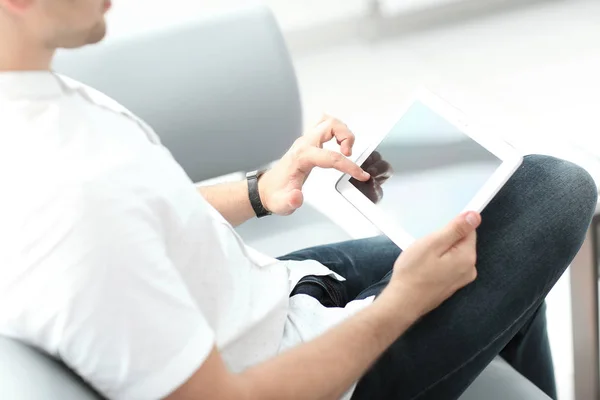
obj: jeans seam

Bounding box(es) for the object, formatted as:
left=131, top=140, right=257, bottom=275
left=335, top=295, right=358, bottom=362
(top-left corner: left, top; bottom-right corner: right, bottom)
left=408, top=269, right=561, bottom=400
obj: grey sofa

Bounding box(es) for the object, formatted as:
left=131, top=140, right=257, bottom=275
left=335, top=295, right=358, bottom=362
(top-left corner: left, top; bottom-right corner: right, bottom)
left=0, top=6, right=550, bottom=400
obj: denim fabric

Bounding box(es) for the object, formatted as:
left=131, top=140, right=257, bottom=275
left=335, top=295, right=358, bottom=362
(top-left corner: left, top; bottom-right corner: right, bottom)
left=279, top=155, right=597, bottom=400
left=290, top=275, right=348, bottom=308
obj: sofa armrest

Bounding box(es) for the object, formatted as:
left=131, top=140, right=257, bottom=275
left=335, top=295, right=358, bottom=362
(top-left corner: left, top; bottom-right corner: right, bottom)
left=0, top=337, right=101, bottom=400
left=459, top=357, right=551, bottom=400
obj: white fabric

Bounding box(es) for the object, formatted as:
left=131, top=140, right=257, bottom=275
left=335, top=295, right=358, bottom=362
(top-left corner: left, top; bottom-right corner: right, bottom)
left=0, top=72, right=370, bottom=400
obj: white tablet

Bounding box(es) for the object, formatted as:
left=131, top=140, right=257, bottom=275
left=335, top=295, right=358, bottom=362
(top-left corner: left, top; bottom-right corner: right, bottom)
left=336, top=90, right=523, bottom=250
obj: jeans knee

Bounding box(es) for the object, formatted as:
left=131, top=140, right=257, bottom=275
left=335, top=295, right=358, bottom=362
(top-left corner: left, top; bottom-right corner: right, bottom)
left=523, top=155, right=597, bottom=226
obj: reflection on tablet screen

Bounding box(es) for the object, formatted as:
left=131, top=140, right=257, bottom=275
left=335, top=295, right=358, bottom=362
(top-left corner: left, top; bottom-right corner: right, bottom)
left=350, top=101, right=501, bottom=240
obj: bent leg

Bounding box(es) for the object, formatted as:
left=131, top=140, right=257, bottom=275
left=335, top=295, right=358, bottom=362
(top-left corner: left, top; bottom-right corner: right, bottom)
left=350, top=155, right=596, bottom=400
left=278, top=235, right=400, bottom=301
left=500, top=302, right=556, bottom=398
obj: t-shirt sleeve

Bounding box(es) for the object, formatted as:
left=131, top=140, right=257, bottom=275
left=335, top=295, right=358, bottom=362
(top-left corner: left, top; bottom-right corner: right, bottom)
left=19, top=182, right=214, bottom=400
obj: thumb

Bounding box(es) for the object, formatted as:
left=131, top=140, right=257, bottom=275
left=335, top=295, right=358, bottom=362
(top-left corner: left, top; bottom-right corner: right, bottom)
left=287, top=189, right=304, bottom=210
left=432, top=211, right=481, bottom=253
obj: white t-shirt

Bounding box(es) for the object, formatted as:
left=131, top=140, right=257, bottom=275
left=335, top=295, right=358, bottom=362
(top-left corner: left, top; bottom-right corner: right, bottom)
left=0, top=72, right=372, bottom=399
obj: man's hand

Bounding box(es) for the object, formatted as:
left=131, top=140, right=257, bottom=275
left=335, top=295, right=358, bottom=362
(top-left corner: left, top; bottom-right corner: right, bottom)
left=380, top=211, right=482, bottom=320
left=259, top=116, right=371, bottom=216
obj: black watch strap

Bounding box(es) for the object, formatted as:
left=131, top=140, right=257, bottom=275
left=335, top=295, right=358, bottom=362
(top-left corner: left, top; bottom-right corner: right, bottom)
left=246, top=170, right=272, bottom=218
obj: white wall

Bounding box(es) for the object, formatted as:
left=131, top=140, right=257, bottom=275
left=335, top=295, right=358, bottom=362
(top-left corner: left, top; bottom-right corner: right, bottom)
left=105, top=0, right=367, bottom=39
left=380, top=0, right=464, bottom=14
left=106, top=0, right=499, bottom=38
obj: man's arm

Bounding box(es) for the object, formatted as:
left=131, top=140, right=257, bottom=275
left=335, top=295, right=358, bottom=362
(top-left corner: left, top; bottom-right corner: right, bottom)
left=196, top=117, right=371, bottom=226
left=168, top=290, right=415, bottom=400
left=167, top=213, right=481, bottom=400
left=197, top=181, right=256, bottom=227
left=197, top=149, right=393, bottom=226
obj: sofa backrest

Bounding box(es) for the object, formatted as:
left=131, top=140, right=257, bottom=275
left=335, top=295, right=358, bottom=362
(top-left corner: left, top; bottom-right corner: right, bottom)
left=53, top=6, right=302, bottom=183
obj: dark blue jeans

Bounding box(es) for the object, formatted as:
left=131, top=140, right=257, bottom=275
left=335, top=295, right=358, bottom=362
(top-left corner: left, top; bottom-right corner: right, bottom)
left=279, top=155, right=597, bottom=400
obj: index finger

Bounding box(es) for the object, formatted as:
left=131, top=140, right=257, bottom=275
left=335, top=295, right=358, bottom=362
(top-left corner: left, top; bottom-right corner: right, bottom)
left=366, top=159, right=393, bottom=183
left=299, top=147, right=370, bottom=181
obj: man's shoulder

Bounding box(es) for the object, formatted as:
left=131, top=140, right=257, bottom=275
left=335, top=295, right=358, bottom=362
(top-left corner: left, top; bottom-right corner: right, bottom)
left=57, top=74, right=162, bottom=144
left=56, top=74, right=132, bottom=115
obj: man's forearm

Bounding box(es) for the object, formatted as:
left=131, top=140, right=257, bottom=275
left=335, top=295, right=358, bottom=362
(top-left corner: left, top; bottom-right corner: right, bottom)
left=240, top=291, right=416, bottom=400
left=167, top=290, right=417, bottom=400
left=197, top=181, right=255, bottom=227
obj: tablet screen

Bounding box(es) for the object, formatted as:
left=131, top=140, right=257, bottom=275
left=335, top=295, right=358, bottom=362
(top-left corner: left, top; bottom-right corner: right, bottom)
left=349, top=101, right=502, bottom=240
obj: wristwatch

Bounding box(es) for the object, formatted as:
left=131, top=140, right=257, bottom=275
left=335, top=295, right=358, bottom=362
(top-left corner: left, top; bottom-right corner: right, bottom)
left=246, top=169, right=272, bottom=218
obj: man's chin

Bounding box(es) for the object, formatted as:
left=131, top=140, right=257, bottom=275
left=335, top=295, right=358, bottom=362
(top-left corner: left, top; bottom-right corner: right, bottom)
left=59, top=23, right=107, bottom=49
left=86, top=22, right=107, bottom=45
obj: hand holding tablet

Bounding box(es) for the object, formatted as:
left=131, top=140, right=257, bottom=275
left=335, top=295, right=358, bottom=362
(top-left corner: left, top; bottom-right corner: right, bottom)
left=336, top=90, right=523, bottom=250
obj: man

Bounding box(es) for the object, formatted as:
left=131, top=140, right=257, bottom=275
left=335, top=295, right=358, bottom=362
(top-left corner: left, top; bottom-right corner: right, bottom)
left=0, top=1, right=596, bottom=399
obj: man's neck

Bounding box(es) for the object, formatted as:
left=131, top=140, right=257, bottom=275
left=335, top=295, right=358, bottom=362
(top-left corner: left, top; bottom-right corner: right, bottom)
left=0, top=26, right=54, bottom=71
left=0, top=45, right=54, bottom=71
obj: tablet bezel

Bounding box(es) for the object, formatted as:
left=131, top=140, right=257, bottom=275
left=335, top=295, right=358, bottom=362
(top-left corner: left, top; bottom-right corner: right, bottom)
left=335, top=89, right=523, bottom=250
